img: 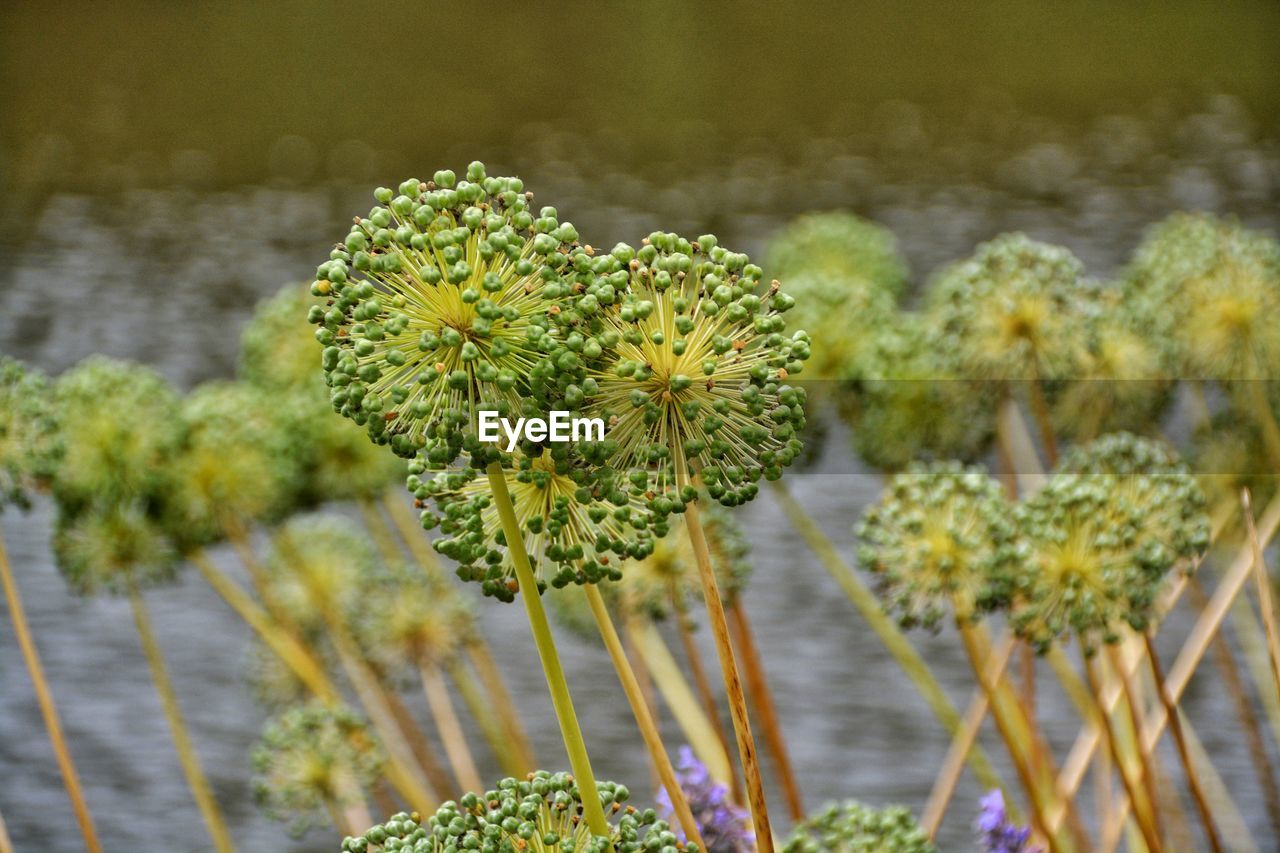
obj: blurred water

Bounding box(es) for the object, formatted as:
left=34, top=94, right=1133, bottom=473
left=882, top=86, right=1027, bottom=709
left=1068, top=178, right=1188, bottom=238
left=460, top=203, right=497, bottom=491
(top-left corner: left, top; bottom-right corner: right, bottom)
left=2, top=94, right=1280, bottom=851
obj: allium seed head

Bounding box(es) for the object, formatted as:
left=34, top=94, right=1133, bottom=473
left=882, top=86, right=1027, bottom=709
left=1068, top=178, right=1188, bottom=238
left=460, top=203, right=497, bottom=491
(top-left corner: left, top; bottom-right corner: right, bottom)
left=353, top=563, right=475, bottom=677
left=266, top=515, right=379, bottom=638
left=783, top=800, right=936, bottom=853
left=856, top=462, right=1020, bottom=629
left=52, top=502, right=180, bottom=596
left=0, top=357, right=60, bottom=512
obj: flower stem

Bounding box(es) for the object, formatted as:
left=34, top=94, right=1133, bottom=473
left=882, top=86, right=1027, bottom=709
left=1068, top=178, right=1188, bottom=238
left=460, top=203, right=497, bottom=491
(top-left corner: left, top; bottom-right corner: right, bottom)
left=0, top=533, right=101, bottom=853
left=583, top=584, right=705, bottom=848
left=1242, top=488, right=1280, bottom=730
left=0, top=805, right=12, bottom=853
left=682, top=492, right=775, bottom=853
left=1104, top=644, right=1164, bottom=834
left=484, top=461, right=610, bottom=841
left=446, top=656, right=526, bottom=777
left=671, top=586, right=740, bottom=802
left=128, top=587, right=235, bottom=853
left=420, top=662, right=484, bottom=794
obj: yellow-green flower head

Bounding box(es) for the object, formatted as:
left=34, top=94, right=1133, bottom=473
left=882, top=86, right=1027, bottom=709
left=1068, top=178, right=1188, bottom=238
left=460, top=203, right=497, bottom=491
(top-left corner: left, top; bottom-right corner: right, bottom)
left=50, top=356, right=185, bottom=514
left=577, top=232, right=810, bottom=508
left=242, top=640, right=314, bottom=712
left=52, top=501, right=180, bottom=595
left=240, top=283, right=327, bottom=394
left=925, top=233, right=1092, bottom=381
left=783, top=800, right=936, bottom=853
left=310, top=162, right=600, bottom=465
left=408, top=447, right=666, bottom=601
left=1126, top=212, right=1280, bottom=379
left=341, top=772, right=688, bottom=853
left=1048, top=286, right=1172, bottom=443
left=1012, top=433, right=1210, bottom=652
left=1192, top=411, right=1277, bottom=542
left=856, top=462, right=1019, bottom=629
left=171, top=381, right=301, bottom=546
left=0, top=357, right=61, bottom=511
left=842, top=312, right=994, bottom=472
left=765, top=212, right=908, bottom=379
left=267, top=515, right=379, bottom=637
left=353, top=563, right=475, bottom=677
left=283, top=391, right=407, bottom=506
left=254, top=702, right=384, bottom=838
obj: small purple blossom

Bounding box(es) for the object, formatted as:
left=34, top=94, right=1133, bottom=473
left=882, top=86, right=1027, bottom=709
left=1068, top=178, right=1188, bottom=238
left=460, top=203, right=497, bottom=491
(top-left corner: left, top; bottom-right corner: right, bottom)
left=975, top=790, right=1037, bottom=853
left=657, top=746, right=754, bottom=853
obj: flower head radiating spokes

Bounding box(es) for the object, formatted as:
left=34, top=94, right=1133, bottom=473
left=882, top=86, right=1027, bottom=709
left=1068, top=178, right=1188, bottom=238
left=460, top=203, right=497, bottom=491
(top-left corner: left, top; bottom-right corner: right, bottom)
left=310, top=163, right=600, bottom=465
left=408, top=446, right=666, bottom=600
left=0, top=357, right=60, bottom=511
left=856, top=462, right=1020, bottom=629
left=254, top=702, right=384, bottom=838
left=341, top=772, right=690, bottom=853
left=577, top=232, right=810, bottom=506
left=783, top=800, right=936, bottom=853
left=266, top=515, right=378, bottom=638
left=925, top=233, right=1093, bottom=381
left=1012, top=433, right=1210, bottom=652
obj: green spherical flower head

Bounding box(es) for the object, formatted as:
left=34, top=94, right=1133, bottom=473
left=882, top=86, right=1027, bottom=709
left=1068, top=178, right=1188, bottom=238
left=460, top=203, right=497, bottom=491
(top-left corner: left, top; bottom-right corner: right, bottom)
left=353, top=562, right=475, bottom=678
left=241, top=284, right=327, bottom=393
left=50, top=356, right=185, bottom=514
left=856, top=462, right=1019, bottom=629
left=925, top=233, right=1092, bottom=381
left=52, top=502, right=180, bottom=596
left=280, top=391, right=407, bottom=506
left=766, top=212, right=908, bottom=379
left=1013, top=433, right=1210, bottom=653
left=842, top=312, right=994, bottom=472
left=266, top=514, right=379, bottom=637
left=1127, top=212, right=1280, bottom=379
left=0, top=357, right=61, bottom=511
left=408, top=446, right=667, bottom=601
left=1192, top=411, right=1276, bottom=542
left=171, top=381, right=301, bottom=547
left=341, top=771, right=691, bottom=853
left=580, top=232, right=810, bottom=507
left=783, top=800, right=936, bottom=853
left=254, top=702, right=384, bottom=838
left=311, top=164, right=593, bottom=464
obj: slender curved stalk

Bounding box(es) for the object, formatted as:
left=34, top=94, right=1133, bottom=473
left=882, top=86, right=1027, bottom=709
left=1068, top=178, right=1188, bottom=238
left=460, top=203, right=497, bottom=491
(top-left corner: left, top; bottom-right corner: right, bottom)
left=0, top=534, right=101, bottom=853
left=421, top=662, right=483, bottom=794
left=446, top=657, right=525, bottom=777
left=1242, top=489, right=1280, bottom=718
left=627, top=617, right=735, bottom=786
left=671, top=587, right=738, bottom=800
left=359, top=499, right=406, bottom=567
left=0, top=806, right=11, bottom=853
left=129, top=588, right=235, bottom=853
left=1024, top=378, right=1058, bottom=468
left=1079, top=643, right=1161, bottom=853
left=1142, top=632, right=1223, bottom=852
left=683, top=490, right=774, bottom=853
left=484, top=461, right=610, bottom=841
left=770, top=480, right=1004, bottom=791
left=727, top=598, right=803, bottom=821
left=1105, top=644, right=1163, bottom=835
left=583, top=585, right=705, bottom=848
left=1243, top=381, right=1280, bottom=474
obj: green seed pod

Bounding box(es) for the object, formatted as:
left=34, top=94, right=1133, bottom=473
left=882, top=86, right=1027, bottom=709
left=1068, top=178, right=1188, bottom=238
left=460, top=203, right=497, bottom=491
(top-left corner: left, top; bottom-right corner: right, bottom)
left=783, top=800, right=936, bottom=853
left=0, top=357, right=61, bottom=512
left=254, top=702, right=384, bottom=838
left=924, top=233, right=1093, bottom=381
left=1012, top=433, right=1210, bottom=653
left=576, top=232, right=809, bottom=509
left=341, top=771, right=690, bottom=853
left=856, top=462, right=1019, bottom=629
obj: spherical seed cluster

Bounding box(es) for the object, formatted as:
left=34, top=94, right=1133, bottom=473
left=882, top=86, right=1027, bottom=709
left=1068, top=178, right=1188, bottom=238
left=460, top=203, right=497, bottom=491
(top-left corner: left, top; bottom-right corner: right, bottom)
left=52, top=501, right=181, bottom=596
left=310, top=163, right=600, bottom=465
left=243, top=640, right=313, bottom=711
left=408, top=447, right=666, bottom=600
left=341, top=771, right=691, bottom=853
left=765, top=212, right=907, bottom=379
left=856, top=462, right=1020, bottom=628
left=353, top=563, right=475, bottom=678
left=0, top=357, right=60, bottom=511
left=783, top=800, right=936, bottom=853
left=254, top=702, right=384, bottom=838
left=578, top=232, right=810, bottom=506
left=240, top=284, right=327, bottom=393
left=172, top=381, right=301, bottom=547
left=925, top=233, right=1093, bottom=381
left=1191, top=412, right=1276, bottom=540
left=1127, top=212, right=1280, bottom=380
left=1012, top=433, right=1209, bottom=652
left=266, top=515, right=378, bottom=638
left=842, top=313, right=994, bottom=472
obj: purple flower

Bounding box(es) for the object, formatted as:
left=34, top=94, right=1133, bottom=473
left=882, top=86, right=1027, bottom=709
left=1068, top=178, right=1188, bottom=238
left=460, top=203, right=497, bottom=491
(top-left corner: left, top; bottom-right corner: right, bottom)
left=657, top=746, right=754, bottom=853
left=975, top=790, right=1037, bottom=853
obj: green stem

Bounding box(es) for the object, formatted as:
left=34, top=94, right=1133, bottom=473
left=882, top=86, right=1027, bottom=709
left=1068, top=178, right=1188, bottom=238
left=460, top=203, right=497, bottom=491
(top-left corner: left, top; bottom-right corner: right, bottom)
left=770, top=480, right=1004, bottom=791
left=0, top=534, right=101, bottom=852
left=446, top=656, right=526, bottom=777
left=484, top=461, right=610, bottom=841
left=129, top=588, right=236, bottom=853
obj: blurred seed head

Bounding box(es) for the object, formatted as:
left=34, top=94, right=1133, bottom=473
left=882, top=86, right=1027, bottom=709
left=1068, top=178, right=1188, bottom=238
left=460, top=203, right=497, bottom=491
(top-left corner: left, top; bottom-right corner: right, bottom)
left=0, top=357, right=61, bottom=512
left=783, top=800, right=936, bottom=853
